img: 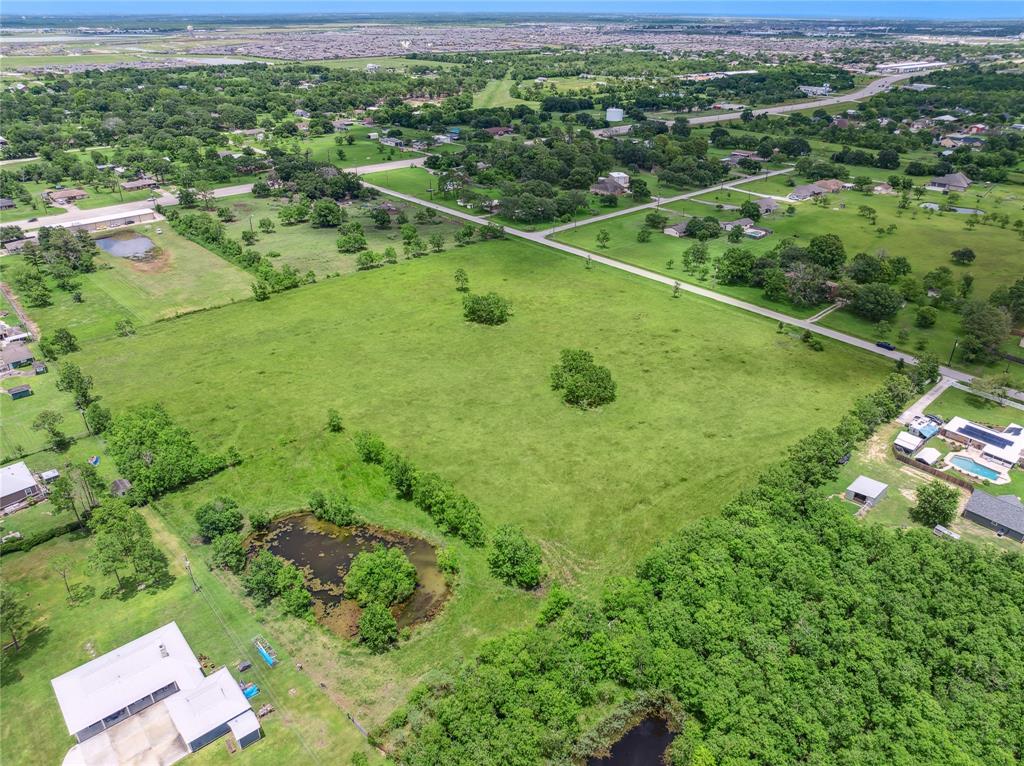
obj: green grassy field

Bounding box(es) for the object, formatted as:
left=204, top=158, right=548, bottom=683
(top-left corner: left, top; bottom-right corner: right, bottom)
left=473, top=77, right=540, bottom=109
left=0, top=509, right=379, bottom=766
left=0, top=225, right=252, bottom=343
left=4, top=235, right=894, bottom=759
left=208, top=193, right=465, bottom=276
left=264, top=127, right=421, bottom=170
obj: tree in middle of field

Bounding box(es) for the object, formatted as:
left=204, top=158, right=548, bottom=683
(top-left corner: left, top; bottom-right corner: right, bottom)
left=550, top=348, right=616, bottom=409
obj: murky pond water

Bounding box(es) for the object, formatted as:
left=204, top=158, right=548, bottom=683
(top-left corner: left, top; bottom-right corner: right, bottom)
left=588, top=718, right=676, bottom=766
left=95, top=232, right=156, bottom=259
left=254, top=513, right=449, bottom=636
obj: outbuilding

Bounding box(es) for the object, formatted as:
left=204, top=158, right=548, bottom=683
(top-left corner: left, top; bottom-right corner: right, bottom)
left=8, top=384, right=32, bottom=400
left=915, top=447, right=941, bottom=466
left=110, top=478, right=133, bottom=496
left=845, top=475, right=888, bottom=507
left=894, top=431, right=925, bottom=454
left=0, top=343, right=34, bottom=370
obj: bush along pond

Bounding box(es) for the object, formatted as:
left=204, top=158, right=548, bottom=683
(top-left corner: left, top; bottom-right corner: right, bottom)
left=251, top=513, right=450, bottom=637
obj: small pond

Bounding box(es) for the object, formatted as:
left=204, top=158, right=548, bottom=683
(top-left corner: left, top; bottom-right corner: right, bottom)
left=95, top=231, right=156, bottom=259
left=254, top=513, right=449, bottom=636
left=588, top=718, right=676, bottom=766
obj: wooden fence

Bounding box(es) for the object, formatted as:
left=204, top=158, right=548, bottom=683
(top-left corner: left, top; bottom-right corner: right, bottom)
left=891, top=447, right=976, bottom=491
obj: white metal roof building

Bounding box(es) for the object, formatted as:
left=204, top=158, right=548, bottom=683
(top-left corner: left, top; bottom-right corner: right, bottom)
left=915, top=447, right=942, bottom=466
left=942, top=417, right=1024, bottom=468
left=894, top=431, right=925, bottom=454
left=846, top=476, right=888, bottom=506
left=51, top=622, right=261, bottom=753
left=61, top=208, right=158, bottom=233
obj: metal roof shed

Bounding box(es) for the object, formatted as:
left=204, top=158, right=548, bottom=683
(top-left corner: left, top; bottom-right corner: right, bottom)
left=845, top=476, right=888, bottom=506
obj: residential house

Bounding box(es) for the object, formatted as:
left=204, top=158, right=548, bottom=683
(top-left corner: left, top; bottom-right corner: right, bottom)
left=788, top=184, right=825, bottom=201
left=608, top=171, right=630, bottom=189
left=720, top=217, right=754, bottom=232
left=755, top=198, right=779, bottom=215
left=873, top=183, right=894, bottom=195
left=962, top=490, right=1024, bottom=542
left=940, top=417, right=1024, bottom=469
left=814, top=178, right=846, bottom=193
left=662, top=221, right=691, bottom=237
left=589, top=176, right=629, bottom=196
left=606, top=107, right=625, bottom=122
left=483, top=126, right=514, bottom=137
left=293, top=108, right=311, bottom=118
left=2, top=238, right=30, bottom=253
left=0, top=198, right=15, bottom=210
left=45, top=188, right=88, bottom=205
left=0, top=461, right=44, bottom=511
left=927, top=172, right=972, bottom=193
left=0, top=343, right=34, bottom=371
left=121, top=178, right=159, bottom=191
left=51, top=622, right=262, bottom=758
left=0, top=322, right=30, bottom=343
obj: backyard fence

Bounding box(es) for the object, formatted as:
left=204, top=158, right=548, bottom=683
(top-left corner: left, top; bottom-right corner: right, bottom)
left=891, top=447, right=976, bottom=491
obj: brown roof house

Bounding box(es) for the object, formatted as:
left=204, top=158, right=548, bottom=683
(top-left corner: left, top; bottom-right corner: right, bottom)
left=590, top=176, right=629, bottom=196
left=927, top=172, right=972, bottom=193
left=46, top=188, right=88, bottom=205
left=814, top=178, right=846, bottom=193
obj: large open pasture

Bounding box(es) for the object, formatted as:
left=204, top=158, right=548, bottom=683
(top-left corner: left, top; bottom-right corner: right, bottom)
left=53, top=236, right=890, bottom=732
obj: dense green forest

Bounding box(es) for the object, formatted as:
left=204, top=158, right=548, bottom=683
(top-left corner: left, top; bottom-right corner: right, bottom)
left=384, top=371, right=1024, bottom=766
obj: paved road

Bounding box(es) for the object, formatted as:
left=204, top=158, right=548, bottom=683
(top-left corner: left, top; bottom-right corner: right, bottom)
left=898, top=376, right=955, bottom=424
left=539, top=167, right=793, bottom=236
left=595, top=73, right=918, bottom=136
left=362, top=178, right=1023, bottom=395
left=5, top=157, right=428, bottom=232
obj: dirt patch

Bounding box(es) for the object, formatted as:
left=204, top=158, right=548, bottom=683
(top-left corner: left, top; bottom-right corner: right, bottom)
left=125, top=246, right=171, bottom=274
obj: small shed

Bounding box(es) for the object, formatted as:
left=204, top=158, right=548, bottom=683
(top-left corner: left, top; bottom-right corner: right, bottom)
left=894, top=431, right=925, bottom=454
left=932, top=525, right=961, bottom=540
left=845, top=475, right=888, bottom=506
left=915, top=447, right=941, bottom=466
left=110, top=478, right=133, bottom=496
left=33, top=361, right=48, bottom=375
left=9, top=384, right=32, bottom=400
left=40, top=469, right=61, bottom=484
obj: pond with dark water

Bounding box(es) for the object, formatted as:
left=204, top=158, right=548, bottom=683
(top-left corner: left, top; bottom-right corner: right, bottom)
left=588, top=717, right=676, bottom=766
left=95, top=232, right=156, bottom=259
left=254, top=513, right=449, bottom=636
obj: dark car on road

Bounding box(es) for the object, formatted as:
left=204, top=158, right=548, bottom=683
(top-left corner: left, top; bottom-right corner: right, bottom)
left=876, top=341, right=896, bottom=351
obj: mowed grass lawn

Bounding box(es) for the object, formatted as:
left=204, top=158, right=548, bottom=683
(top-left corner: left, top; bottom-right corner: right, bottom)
left=211, top=193, right=465, bottom=276
left=0, top=226, right=252, bottom=343
left=0, top=510, right=378, bottom=766
left=473, top=77, right=540, bottom=109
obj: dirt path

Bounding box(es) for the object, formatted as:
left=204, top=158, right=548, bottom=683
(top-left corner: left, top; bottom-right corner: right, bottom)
left=0, top=281, right=40, bottom=339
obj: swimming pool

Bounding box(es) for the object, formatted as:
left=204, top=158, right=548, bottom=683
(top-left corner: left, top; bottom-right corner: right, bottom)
left=950, top=455, right=1001, bottom=481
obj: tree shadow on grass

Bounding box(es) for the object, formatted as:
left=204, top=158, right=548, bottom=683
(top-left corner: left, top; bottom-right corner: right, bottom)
left=0, top=626, right=51, bottom=687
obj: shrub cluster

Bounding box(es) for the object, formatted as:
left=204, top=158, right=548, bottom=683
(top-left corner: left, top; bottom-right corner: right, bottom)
left=550, top=349, right=617, bottom=409
left=344, top=545, right=418, bottom=607
left=308, top=490, right=358, bottom=527
left=462, top=292, right=512, bottom=325
left=354, top=432, right=485, bottom=546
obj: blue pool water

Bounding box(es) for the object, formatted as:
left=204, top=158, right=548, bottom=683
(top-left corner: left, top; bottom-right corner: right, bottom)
left=950, top=456, right=1000, bottom=481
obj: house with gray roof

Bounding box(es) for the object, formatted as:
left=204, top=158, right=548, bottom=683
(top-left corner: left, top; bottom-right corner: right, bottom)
left=927, top=172, right=972, bottom=193
left=963, top=490, right=1024, bottom=542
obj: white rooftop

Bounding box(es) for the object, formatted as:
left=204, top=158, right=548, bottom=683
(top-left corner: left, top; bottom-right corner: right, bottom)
left=63, top=208, right=155, bottom=229
left=1, top=461, right=38, bottom=496
left=945, top=416, right=1024, bottom=465
left=165, top=667, right=251, bottom=745
left=51, top=622, right=203, bottom=736
left=895, top=432, right=925, bottom=452
left=848, top=475, right=888, bottom=498
left=916, top=447, right=941, bottom=466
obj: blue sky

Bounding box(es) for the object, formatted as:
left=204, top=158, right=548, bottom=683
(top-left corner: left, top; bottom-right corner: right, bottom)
left=4, top=1, right=1023, bottom=20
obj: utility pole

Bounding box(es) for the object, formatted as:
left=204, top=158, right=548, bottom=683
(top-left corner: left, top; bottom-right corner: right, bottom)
left=184, top=556, right=200, bottom=593
left=947, top=338, right=959, bottom=366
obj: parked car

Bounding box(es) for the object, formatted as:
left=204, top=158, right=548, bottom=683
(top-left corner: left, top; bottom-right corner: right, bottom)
left=876, top=341, right=896, bottom=351
left=926, top=414, right=944, bottom=425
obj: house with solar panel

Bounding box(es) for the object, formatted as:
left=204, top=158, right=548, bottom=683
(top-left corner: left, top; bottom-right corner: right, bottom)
left=940, top=417, right=1024, bottom=471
